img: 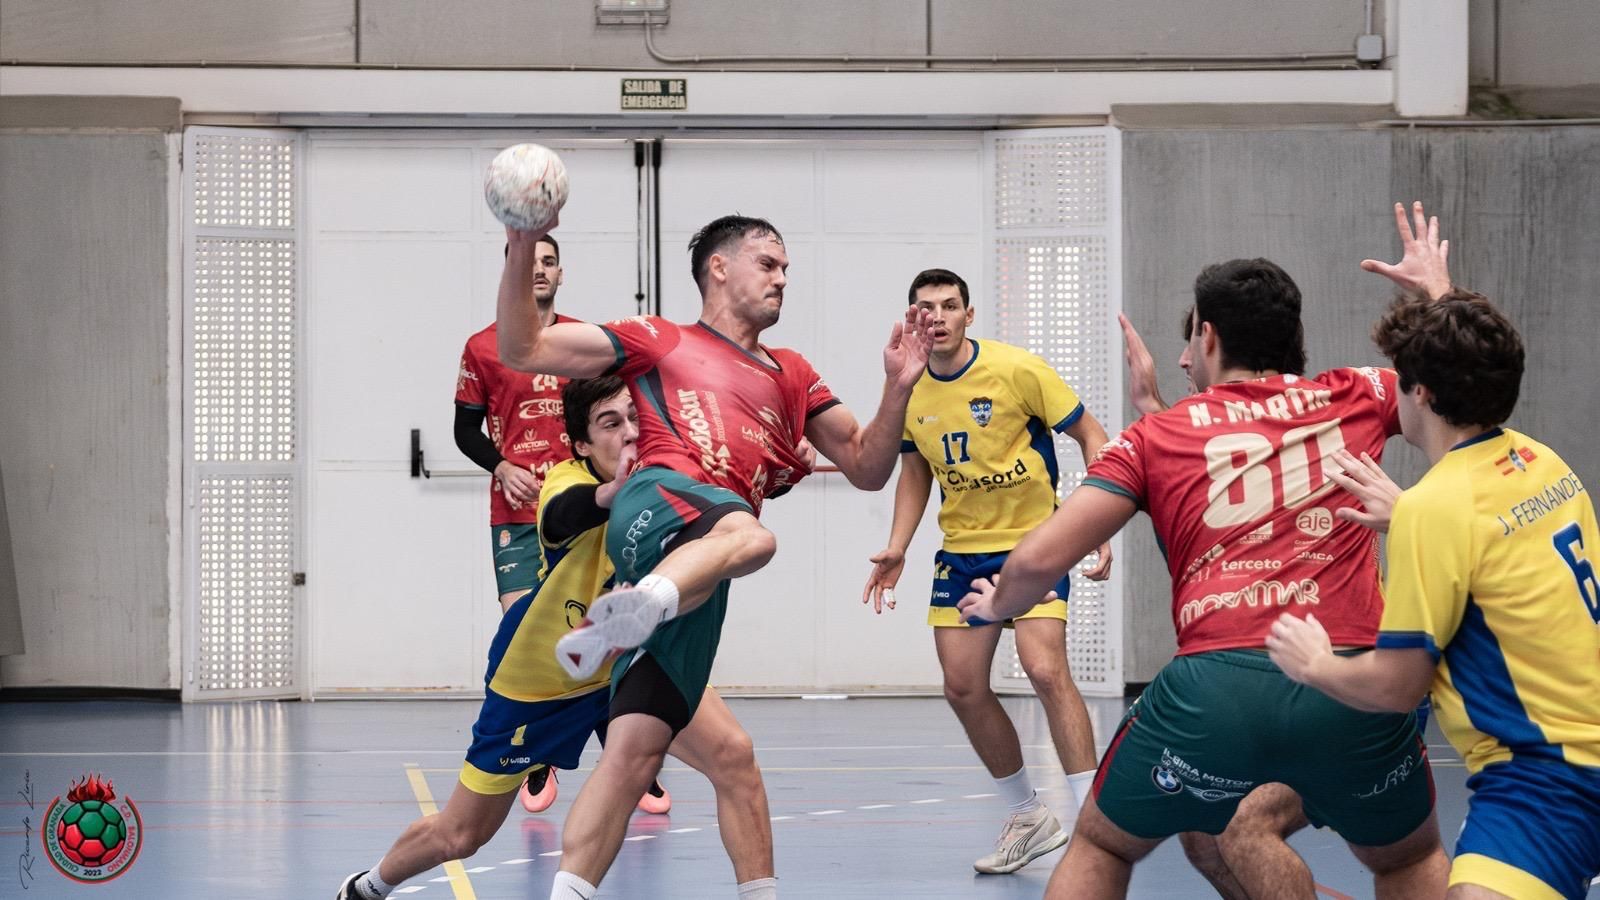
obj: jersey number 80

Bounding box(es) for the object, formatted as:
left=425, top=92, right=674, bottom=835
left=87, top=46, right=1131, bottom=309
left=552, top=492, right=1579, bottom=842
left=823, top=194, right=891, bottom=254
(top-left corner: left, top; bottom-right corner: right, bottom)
left=1201, top=419, right=1348, bottom=529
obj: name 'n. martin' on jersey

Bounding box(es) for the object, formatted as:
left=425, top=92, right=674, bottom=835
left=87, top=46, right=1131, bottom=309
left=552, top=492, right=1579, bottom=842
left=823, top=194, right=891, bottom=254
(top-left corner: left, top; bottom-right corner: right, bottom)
left=1085, top=367, right=1402, bottom=655
left=1376, top=428, right=1600, bottom=773
left=901, top=339, right=1086, bottom=553
left=598, top=316, right=840, bottom=515
left=456, top=316, right=582, bottom=525
left=483, top=457, right=616, bottom=703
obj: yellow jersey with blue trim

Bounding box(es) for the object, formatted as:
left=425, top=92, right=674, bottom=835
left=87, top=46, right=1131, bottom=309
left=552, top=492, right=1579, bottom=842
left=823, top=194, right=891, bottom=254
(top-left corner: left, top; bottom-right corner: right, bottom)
left=902, top=339, right=1085, bottom=554
left=1376, top=427, right=1600, bottom=773
left=483, top=458, right=616, bottom=702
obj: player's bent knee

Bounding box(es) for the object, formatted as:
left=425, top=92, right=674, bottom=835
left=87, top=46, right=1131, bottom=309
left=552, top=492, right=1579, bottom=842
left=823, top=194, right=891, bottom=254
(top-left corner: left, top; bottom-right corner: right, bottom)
left=941, top=675, right=992, bottom=708
left=1021, top=660, right=1069, bottom=693
left=1178, top=831, right=1227, bottom=875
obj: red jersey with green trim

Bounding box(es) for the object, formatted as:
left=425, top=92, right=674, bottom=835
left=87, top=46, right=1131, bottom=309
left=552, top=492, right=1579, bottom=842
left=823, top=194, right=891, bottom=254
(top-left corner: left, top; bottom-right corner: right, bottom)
left=600, top=316, right=840, bottom=515
left=455, top=316, right=580, bottom=525
left=1085, top=367, right=1401, bottom=655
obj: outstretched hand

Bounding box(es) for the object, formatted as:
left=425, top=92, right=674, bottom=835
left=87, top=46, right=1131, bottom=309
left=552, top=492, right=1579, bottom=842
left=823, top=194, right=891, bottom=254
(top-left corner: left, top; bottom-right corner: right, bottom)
left=884, top=306, right=935, bottom=390
left=1327, top=449, right=1401, bottom=532
left=1361, top=201, right=1451, bottom=299
left=1118, top=313, right=1168, bottom=415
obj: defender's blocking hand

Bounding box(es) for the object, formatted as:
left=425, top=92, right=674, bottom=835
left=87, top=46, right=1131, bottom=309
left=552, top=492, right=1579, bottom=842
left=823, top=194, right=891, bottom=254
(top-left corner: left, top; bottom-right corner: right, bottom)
left=1361, top=201, right=1451, bottom=299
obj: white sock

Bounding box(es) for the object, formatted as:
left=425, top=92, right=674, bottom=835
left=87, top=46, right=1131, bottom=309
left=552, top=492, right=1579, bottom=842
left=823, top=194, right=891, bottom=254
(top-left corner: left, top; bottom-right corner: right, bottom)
left=551, top=870, right=597, bottom=900
left=636, top=573, right=681, bottom=621
left=737, top=876, right=778, bottom=899
left=356, top=862, right=395, bottom=899
left=993, top=768, right=1042, bottom=815
left=1065, top=770, right=1096, bottom=820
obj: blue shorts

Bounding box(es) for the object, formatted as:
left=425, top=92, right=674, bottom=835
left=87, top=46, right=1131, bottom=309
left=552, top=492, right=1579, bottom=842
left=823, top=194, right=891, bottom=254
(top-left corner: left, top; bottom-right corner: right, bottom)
left=458, top=687, right=609, bottom=795
left=928, top=549, right=1070, bottom=627
left=1451, top=757, right=1600, bottom=900
left=491, top=524, right=542, bottom=596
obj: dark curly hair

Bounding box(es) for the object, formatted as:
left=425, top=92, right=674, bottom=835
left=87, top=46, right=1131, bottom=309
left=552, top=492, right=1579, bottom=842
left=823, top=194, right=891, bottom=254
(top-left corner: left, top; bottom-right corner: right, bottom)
left=1189, top=258, right=1307, bottom=376
left=1372, top=289, right=1524, bottom=427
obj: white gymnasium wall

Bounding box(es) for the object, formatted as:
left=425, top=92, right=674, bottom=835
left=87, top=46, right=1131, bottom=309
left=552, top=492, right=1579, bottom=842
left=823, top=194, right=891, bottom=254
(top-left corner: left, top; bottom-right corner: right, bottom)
left=301, top=132, right=981, bottom=694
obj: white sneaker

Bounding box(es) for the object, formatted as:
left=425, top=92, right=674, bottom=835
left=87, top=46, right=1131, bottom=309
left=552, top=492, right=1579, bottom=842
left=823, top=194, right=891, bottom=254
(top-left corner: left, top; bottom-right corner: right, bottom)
left=554, top=586, right=669, bottom=679
left=973, top=806, right=1070, bottom=874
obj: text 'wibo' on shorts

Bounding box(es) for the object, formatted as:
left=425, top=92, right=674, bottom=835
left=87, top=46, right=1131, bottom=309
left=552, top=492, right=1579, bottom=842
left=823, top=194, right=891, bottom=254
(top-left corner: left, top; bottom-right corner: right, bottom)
left=491, top=523, right=542, bottom=596
left=927, top=548, right=1069, bottom=627
left=459, top=686, right=610, bottom=795
left=604, top=466, right=751, bottom=724
left=1093, top=649, right=1434, bottom=846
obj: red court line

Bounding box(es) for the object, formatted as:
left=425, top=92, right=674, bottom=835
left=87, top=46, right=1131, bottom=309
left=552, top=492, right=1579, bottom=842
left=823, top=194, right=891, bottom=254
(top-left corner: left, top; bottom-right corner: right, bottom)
left=1314, top=884, right=1354, bottom=900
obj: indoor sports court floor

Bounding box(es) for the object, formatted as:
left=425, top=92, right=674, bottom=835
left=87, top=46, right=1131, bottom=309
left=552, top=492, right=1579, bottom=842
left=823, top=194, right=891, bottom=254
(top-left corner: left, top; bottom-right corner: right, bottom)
left=3, top=695, right=1596, bottom=899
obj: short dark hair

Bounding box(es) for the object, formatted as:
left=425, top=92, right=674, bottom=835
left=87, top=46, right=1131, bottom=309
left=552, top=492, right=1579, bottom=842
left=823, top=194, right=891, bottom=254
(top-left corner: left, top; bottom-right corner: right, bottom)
left=688, top=216, right=783, bottom=291
left=907, top=268, right=970, bottom=307
left=562, top=375, right=627, bottom=450
left=502, top=233, right=560, bottom=261
left=1372, top=289, right=1524, bottom=427
left=1191, top=258, right=1307, bottom=375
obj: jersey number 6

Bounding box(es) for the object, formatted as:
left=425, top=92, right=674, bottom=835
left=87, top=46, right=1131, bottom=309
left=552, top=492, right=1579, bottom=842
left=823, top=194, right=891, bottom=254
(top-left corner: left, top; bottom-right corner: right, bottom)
left=1553, top=522, right=1600, bottom=624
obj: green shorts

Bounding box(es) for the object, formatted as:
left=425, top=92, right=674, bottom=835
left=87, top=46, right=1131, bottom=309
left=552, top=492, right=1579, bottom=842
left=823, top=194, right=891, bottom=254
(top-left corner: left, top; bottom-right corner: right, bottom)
left=491, top=523, right=542, bottom=596
left=604, top=467, right=751, bottom=721
left=1094, top=649, right=1434, bottom=846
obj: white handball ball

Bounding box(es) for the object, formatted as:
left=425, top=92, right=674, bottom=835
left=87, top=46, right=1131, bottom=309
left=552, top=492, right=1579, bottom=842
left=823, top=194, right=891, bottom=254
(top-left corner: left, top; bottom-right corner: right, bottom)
left=485, top=143, right=569, bottom=232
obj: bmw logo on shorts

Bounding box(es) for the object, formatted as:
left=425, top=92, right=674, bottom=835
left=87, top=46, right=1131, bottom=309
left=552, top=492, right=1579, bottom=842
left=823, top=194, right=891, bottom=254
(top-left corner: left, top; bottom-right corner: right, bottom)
left=1151, top=766, right=1183, bottom=794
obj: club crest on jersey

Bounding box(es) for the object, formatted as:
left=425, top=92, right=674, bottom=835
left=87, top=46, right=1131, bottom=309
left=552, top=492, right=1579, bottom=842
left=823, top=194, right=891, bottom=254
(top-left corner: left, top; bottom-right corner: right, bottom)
left=968, top=396, right=994, bottom=428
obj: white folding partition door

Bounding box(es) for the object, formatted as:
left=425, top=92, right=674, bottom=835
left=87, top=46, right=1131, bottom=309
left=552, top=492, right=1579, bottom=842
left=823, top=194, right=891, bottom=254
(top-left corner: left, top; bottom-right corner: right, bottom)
left=300, top=133, right=984, bottom=695
left=302, top=136, right=641, bottom=696
left=984, top=128, right=1126, bottom=698
left=182, top=127, right=305, bottom=700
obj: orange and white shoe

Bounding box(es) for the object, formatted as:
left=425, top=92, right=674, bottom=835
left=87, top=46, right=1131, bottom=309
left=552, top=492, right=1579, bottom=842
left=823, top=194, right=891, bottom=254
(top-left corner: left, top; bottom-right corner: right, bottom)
left=636, top=778, right=672, bottom=814
left=520, top=766, right=558, bottom=814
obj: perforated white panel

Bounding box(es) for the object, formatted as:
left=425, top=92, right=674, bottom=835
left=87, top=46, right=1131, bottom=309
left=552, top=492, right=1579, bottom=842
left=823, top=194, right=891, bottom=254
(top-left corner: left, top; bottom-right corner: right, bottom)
left=192, top=239, right=297, bottom=462
left=183, top=128, right=303, bottom=700
left=191, top=134, right=296, bottom=229
left=993, top=134, right=1110, bottom=229
left=196, top=476, right=297, bottom=692
left=986, top=129, right=1123, bottom=696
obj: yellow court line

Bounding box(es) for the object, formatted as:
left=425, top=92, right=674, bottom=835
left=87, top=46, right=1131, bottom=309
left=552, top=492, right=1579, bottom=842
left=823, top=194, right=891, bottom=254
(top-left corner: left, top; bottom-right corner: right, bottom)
left=404, top=764, right=478, bottom=900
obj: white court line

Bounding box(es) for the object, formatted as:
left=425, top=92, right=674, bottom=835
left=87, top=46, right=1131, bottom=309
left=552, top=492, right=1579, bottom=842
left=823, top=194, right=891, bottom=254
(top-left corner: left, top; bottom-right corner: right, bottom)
left=427, top=875, right=455, bottom=883
left=770, top=815, right=794, bottom=821
left=464, top=866, right=494, bottom=873
left=911, top=798, right=944, bottom=805
left=963, top=793, right=996, bottom=799
left=809, top=809, right=845, bottom=816
left=501, top=858, right=534, bottom=865
left=624, top=835, right=656, bottom=842
left=540, top=850, right=563, bottom=857
left=395, top=888, right=428, bottom=895
left=668, top=827, right=702, bottom=833
left=858, top=804, right=893, bottom=809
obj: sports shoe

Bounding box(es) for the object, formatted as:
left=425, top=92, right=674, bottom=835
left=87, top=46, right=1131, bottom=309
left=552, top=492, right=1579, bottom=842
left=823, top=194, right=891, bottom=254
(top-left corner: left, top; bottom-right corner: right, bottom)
left=636, top=778, right=672, bottom=814
left=334, top=871, right=368, bottom=900
left=521, top=766, right=558, bottom=813
left=973, top=806, right=1070, bottom=874
left=555, top=586, right=669, bottom=679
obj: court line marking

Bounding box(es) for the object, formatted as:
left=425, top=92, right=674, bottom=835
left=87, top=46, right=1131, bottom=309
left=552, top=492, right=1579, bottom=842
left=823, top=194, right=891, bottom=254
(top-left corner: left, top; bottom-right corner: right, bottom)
left=1314, top=884, right=1355, bottom=900
left=404, top=764, right=478, bottom=900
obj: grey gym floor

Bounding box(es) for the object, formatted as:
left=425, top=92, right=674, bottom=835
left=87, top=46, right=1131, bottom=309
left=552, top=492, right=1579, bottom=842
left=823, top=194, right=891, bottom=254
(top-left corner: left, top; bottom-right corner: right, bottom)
left=2, top=696, right=1596, bottom=899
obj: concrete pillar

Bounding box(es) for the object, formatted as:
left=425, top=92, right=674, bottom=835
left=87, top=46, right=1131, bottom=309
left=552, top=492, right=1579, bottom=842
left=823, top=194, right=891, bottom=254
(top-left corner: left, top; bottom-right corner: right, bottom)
left=1395, top=0, right=1471, bottom=116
